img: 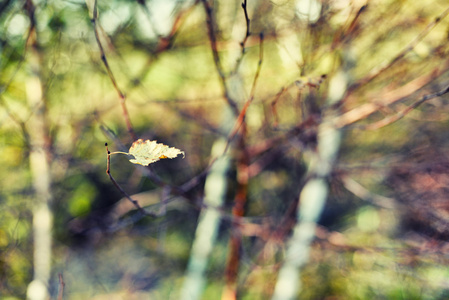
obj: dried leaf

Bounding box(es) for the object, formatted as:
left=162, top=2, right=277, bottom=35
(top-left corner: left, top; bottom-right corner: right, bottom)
left=128, top=139, right=185, bottom=166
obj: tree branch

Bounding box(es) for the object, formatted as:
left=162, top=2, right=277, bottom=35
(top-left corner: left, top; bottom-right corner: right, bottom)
left=201, top=0, right=239, bottom=115
left=334, top=59, right=449, bottom=128
left=363, top=84, right=449, bottom=130
left=90, top=0, right=137, bottom=140
left=349, top=5, right=449, bottom=91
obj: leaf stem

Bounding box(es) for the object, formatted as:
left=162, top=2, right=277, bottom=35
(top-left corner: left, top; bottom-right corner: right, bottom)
left=108, top=151, right=130, bottom=155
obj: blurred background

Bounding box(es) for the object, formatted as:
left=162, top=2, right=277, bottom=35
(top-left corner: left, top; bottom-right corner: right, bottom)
left=1, top=0, right=449, bottom=299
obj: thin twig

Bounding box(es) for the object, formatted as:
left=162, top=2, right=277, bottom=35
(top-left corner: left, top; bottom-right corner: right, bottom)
left=223, top=69, right=256, bottom=297
left=241, top=0, right=251, bottom=47
left=91, top=0, right=137, bottom=140
left=270, top=87, right=287, bottom=128
left=201, top=0, right=239, bottom=115
left=137, top=0, right=200, bottom=54
left=223, top=33, right=264, bottom=154
left=349, top=5, right=449, bottom=91
left=332, top=5, right=367, bottom=49
left=233, top=0, right=251, bottom=73
left=334, top=58, right=449, bottom=128
left=125, top=1, right=200, bottom=92
left=0, top=25, right=33, bottom=97
left=0, top=0, right=39, bottom=133
left=105, top=143, right=157, bottom=217
left=363, top=84, right=449, bottom=130
left=339, top=175, right=396, bottom=209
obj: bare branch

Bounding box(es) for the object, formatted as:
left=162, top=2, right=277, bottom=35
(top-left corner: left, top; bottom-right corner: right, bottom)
left=334, top=58, right=449, bottom=128
left=90, top=0, right=137, bottom=140
left=201, top=0, right=239, bottom=115
left=223, top=33, right=264, bottom=154
left=339, top=175, right=396, bottom=209
left=270, top=87, right=288, bottom=128
left=241, top=0, right=251, bottom=46
left=332, top=5, right=367, bottom=49
left=221, top=35, right=264, bottom=291
left=363, top=84, right=449, bottom=130
left=232, top=0, right=251, bottom=73
left=349, top=5, right=449, bottom=91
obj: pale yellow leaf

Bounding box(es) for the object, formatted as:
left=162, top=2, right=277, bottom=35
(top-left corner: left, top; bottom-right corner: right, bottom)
left=128, top=139, right=185, bottom=166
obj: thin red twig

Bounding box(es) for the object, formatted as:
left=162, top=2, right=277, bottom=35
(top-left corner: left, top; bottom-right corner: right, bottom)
left=332, top=5, right=367, bottom=49
left=223, top=33, right=264, bottom=154
left=223, top=134, right=248, bottom=300
left=270, top=87, right=287, bottom=128
left=335, top=58, right=449, bottom=128
left=222, top=31, right=264, bottom=300
left=363, top=84, right=449, bottom=130
left=91, top=0, right=137, bottom=140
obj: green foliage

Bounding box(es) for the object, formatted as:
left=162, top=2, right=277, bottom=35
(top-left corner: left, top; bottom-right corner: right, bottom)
left=68, top=182, right=96, bottom=217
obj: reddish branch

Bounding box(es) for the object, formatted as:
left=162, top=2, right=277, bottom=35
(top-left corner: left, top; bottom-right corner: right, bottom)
left=124, top=1, right=199, bottom=92
left=335, top=58, right=449, bottom=128
left=332, top=5, right=367, bottom=49
left=364, top=83, right=449, bottom=130
left=139, top=0, right=199, bottom=54
left=270, top=87, right=288, bottom=128
left=223, top=125, right=250, bottom=300
left=222, top=32, right=264, bottom=300
left=224, top=33, right=264, bottom=154
left=91, top=0, right=137, bottom=140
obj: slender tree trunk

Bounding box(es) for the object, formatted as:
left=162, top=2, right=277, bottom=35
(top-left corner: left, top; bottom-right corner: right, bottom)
left=25, top=2, right=53, bottom=298
left=180, top=138, right=230, bottom=300
left=271, top=51, right=353, bottom=299
left=222, top=127, right=249, bottom=300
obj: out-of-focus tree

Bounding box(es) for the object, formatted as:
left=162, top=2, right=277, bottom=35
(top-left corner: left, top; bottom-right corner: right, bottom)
left=1, top=0, right=449, bottom=299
